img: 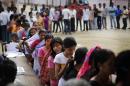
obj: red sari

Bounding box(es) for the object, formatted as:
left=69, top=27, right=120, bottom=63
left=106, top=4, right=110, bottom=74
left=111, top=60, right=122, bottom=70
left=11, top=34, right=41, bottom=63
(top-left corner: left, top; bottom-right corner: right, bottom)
left=38, top=46, right=51, bottom=85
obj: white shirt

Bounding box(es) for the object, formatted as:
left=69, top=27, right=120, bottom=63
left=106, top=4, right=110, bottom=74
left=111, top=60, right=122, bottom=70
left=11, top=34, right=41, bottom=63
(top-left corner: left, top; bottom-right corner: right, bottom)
left=54, top=52, right=69, bottom=86
left=49, top=7, right=55, bottom=20
left=98, top=7, right=103, bottom=16
left=54, top=52, right=68, bottom=64
left=0, top=11, right=9, bottom=25
left=62, top=8, right=70, bottom=20
left=6, top=42, right=19, bottom=52
left=122, top=9, right=128, bottom=18
left=70, top=9, right=76, bottom=18
left=5, top=11, right=13, bottom=21
left=83, top=8, right=90, bottom=21
left=27, top=16, right=37, bottom=27
left=102, top=7, right=108, bottom=17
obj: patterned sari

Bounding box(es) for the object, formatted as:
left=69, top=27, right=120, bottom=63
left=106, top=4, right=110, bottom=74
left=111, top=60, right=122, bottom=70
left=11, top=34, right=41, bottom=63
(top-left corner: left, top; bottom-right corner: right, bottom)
left=32, top=39, right=45, bottom=76
left=38, top=46, right=51, bottom=85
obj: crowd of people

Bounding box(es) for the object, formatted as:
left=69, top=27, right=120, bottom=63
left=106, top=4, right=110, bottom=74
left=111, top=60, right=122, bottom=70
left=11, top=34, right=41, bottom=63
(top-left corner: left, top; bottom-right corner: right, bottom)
left=0, top=1, right=130, bottom=42
left=0, top=1, right=130, bottom=86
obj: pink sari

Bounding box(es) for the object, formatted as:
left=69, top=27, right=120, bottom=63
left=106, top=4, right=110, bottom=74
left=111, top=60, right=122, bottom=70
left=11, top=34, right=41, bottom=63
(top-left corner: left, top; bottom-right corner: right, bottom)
left=77, top=46, right=101, bottom=79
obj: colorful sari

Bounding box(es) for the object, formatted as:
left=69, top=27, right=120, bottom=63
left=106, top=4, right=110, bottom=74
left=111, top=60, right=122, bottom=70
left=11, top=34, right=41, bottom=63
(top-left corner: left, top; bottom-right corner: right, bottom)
left=38, top=46, right=51, bottom=85
left=77, top=46, right=101, bottom=79
left=32, top=39, right=45, bottom=76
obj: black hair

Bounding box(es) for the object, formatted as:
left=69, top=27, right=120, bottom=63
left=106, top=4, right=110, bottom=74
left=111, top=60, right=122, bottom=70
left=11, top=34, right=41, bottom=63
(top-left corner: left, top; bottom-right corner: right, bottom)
left=28, top=27, right=37, bottom=37
left=116, top=50, right=130, bottom=86
left=123, top=6, right=126, bottom=9
left=29, top=11, right=32, bottom=16
left=110, top=2, right=114, bottom=7
left=42, top=4, right=45, bottom=8
left=13, top=14, right=19, bottom=21
left=117, top=5, right=120, bottom=9
left=36, top=12, right=40, bottom=16
left=21, top=8, right=25, bottom=13
left=10, top=14, right=14, bottom=21
left=82, top=49, right=115, bottom=81
left=98, top=3, right=102, bottom=6
left=63, top=37, right=77, bottom=48
left=16, top=19, right=22, bottom=26
left=93, top=49, right=115, bottom=75
left=93, top=4, right=96, bottom=7
left=74, top=47, right=88, bottom=64
left=22, top=21, right=30, bottom=28
left=45, top=34, right=53, bottom=41
left=38, top=29, right=46, bottom=35
left=63, top=47, right=88, bottom=80
left=103, top=3, right=106, bottom=6
left=23, top=4, right=26, bottom=8
left=7, top=7, right=11, bottom=12
left=64, top=5, right=68, bottom=8
left=0, top=58, right=17, bottom=86
left=51, top=37, right=63, bottom=58
left=88, top=47, right=101, bottom=65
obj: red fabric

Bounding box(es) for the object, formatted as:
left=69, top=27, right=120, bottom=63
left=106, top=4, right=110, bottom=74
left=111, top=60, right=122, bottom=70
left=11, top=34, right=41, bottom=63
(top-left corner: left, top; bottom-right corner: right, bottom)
left=22, top=31, right=26, bottom=38
left=39, top=47, right=51, bottom=85
left=77, top=46, right=101, bottom=79
left=76, top=8, right=83, bottom=19
left=68, top=3, right=84, bottom=21
left=31, top=39, right=41, bottom=49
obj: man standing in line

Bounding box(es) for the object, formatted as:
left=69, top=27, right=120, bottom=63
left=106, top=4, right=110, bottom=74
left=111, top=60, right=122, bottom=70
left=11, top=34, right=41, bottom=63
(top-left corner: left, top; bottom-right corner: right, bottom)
left=97, top=3, right=103, bottom=30
left=0, top=8, right=10, bottom=42
left=108, top=3, right=116, bottom=29
left=93, top=4, right=98, bottom=30
left=115, top=5, right=122, bottom=29
left=102, top=3, right=108, bottom=30
left=122, top=6, right=128, bottom=30
left=76, top=4, right=83, bottom=31
left=70, top=6, right=76, bottom=32
left=62, top=5, right=71, bottom=34
left=83, top=4, right=90, bottom=31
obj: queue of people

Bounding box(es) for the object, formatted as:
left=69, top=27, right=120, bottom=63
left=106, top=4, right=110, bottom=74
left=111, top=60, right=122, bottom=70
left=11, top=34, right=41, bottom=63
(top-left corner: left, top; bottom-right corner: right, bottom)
left=0, top=1, right=130, bottom=42
left=0, top=1, right=130, bottom=86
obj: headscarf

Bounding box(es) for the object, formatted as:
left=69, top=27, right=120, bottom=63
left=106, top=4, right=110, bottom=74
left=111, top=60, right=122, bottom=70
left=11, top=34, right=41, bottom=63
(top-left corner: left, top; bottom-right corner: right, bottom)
left=77, top=46, right=101, bottom=79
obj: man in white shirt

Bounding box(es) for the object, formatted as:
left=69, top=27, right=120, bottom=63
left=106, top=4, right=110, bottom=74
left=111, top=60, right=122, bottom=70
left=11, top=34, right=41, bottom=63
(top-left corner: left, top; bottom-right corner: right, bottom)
left=49, top=6, right=55, bottom=32
left=49, top=6, right=55, bottom=21
left=27, top=12, right=37, bottom=27
left=102, top=3, right=108, bottom=29
left=122, top=6, right=128, bottom=30
left=83, top=4, right=90, bottom=31
left=70, top=7, right=76, bottom=32
left=0, top=8, right=10, bottom=42
left=6, top=7, right=13, bottom=22
left=62, top=5, right=71, bottom=34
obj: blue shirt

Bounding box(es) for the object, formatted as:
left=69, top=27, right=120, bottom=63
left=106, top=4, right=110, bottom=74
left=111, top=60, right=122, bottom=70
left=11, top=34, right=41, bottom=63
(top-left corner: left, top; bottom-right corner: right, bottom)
left=115, top=9, right=122, bottom=16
